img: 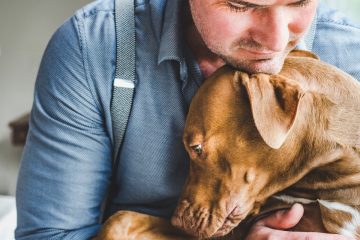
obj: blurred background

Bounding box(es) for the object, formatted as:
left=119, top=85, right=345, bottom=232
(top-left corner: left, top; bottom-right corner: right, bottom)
left=0, top=0, right=359, bottom=238
left=0, top=1, right=92, bottom=238
left=0, top=0, right=92, bottom=196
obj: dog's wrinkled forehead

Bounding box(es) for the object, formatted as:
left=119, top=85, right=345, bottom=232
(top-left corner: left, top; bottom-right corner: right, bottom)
left=185, top=63, right=306, bottom=150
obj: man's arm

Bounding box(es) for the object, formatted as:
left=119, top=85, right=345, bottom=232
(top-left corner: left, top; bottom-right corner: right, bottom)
left=15, top=15, right=112, bottom=239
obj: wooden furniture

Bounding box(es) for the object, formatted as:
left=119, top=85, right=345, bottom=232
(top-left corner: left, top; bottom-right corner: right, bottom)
left=8, top=113, right=30, bottom=146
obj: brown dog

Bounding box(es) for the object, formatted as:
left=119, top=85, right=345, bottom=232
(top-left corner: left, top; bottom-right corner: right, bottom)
left=96, top=50, right=360, bottom=239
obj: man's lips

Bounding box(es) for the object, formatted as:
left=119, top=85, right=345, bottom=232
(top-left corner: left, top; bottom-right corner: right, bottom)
left=241, top=49, right=279, bottom=59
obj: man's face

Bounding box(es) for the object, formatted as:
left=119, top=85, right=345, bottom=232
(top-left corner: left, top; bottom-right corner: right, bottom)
left=189, top=0, right=318, bottom=74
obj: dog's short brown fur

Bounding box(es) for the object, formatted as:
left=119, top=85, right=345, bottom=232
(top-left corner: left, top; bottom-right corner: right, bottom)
left=97, top=51, right=360, bottom=239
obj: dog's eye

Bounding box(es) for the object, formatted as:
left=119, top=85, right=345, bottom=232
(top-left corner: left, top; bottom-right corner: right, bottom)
left=190, top=144, right=202, bottom=156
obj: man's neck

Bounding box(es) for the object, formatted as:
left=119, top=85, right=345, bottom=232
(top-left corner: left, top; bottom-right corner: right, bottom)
left=183, top=4, right=225, bottom=78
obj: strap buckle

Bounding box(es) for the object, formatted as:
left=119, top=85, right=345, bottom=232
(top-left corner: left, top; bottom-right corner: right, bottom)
left=114, top=78, right=135, bottom=88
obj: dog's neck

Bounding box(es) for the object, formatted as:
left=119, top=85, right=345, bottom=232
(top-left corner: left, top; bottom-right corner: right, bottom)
left=292, top=60, right=360, bottom=193
left=254, top=74, right=360, bottom=205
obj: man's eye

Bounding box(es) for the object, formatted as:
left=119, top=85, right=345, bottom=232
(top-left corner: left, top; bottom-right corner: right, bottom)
left=226, top=1, right=250, bottom=12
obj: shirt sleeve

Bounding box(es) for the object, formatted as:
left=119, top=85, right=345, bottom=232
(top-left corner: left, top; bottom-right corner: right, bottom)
left=313, top=5, right=360, bottom=82
left=15, top=14, right=112, bottom=240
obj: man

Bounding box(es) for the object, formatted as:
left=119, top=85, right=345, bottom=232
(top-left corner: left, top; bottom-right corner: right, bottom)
left=16, top=0, right=360, bottom=239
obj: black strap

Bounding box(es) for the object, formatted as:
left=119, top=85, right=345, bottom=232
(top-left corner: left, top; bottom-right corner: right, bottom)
left=101, top=0, right=136, bottom=222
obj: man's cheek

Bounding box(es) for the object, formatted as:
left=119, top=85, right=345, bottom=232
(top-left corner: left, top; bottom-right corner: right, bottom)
left=288, top=3, right=318, bottom=34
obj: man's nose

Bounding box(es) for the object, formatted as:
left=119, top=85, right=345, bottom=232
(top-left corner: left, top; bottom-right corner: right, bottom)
left=250, top=7, right=290, bottom=52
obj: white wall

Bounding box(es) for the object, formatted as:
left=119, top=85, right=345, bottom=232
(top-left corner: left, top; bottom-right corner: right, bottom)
left=0, top=0, right=92, bottom=195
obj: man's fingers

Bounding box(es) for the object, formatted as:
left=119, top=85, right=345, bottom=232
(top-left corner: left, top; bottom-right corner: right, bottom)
left=255, top=203, right=304, bottom=229
left=247, top=203, right=355, bottom=240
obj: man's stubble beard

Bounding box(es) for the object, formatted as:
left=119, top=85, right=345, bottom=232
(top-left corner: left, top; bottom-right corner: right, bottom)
left=193, top=26, right=297, bottom=74
left=209, top=40, right=297, bottom=75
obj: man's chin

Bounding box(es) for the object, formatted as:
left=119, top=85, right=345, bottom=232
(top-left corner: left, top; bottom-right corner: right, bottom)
left=230, top=58, right=284, bottom=75
left=220, top=51, right=288, bottom=74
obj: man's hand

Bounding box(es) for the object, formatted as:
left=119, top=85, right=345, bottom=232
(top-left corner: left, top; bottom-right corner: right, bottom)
left=245, top=203, right=355, bottom=240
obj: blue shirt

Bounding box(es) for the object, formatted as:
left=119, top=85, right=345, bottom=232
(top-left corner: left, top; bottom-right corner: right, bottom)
left=15, top=0, right=360, bottom=239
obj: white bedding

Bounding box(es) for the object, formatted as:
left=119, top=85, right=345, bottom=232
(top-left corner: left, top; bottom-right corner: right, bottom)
left=0, top=196, right=16, bottom=240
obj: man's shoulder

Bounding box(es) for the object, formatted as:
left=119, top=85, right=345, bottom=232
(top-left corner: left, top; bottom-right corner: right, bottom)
left=313, top=3, right=360, bottom=81
left=74, top=0, right=113, bottom=19
left=74, top=0, right=146, bottom=20
left=316, top=2, right=360, bottom=30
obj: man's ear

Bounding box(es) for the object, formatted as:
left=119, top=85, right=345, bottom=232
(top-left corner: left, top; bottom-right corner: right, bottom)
left=236, top=72, right=305, bottom=149
left=288, top=50, right=320, bottom=60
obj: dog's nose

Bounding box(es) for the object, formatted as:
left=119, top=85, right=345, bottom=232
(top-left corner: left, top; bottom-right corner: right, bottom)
left=171, top=199, right=216, bottom=237
left=171, top=214, right=199, bottom=237
left=170, top=215, right=181, bottom=228
left=171, top=199, right=190, bottom=229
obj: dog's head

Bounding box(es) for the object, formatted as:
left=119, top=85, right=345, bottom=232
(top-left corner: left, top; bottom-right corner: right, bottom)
left=172, top=51, right=321, bottom=238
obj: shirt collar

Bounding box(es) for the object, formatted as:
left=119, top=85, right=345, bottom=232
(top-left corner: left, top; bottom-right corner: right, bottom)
left=297, top=11, right=318, bottom=51
left=157, top=0, right=188, bottom=81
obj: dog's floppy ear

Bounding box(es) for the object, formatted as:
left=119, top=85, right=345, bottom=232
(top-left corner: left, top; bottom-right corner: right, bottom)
left=288, top=50, right=320, bottom=60
left=236, top=72, right=305, bottom=149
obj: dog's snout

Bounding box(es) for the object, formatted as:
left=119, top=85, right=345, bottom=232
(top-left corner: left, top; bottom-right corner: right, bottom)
left=170, top=215, right=181, bottom=229
left=171, top=199, right=221, bottom=238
